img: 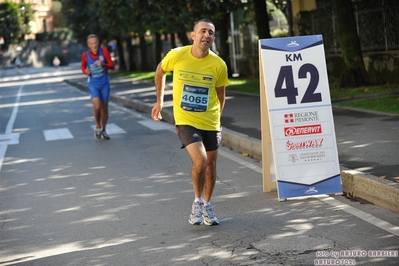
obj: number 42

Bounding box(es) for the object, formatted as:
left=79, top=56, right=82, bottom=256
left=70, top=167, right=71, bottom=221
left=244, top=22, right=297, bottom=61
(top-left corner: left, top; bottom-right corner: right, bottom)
left=274, top=64, right=322, bottom=104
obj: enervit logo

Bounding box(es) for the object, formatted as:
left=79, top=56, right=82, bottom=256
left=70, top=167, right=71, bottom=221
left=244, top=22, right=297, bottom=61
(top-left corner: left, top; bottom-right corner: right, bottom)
left=284, top=124, right=322, bottom=136
left=284, top=111, right=319, bottom=124
left=286, top=138, right=324, bottom=150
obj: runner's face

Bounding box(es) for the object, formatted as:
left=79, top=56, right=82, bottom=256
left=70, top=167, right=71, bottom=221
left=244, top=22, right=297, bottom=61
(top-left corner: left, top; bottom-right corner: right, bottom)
left=87, top=37, right=99, bottom=54
left=191, top=22, right=215, bottom=50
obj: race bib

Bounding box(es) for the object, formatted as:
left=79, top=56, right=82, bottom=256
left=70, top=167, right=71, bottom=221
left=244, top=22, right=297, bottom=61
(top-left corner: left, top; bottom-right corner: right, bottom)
left=90, top=63, right=105, bottom=78
left=180, top=84, right=209, bottom=112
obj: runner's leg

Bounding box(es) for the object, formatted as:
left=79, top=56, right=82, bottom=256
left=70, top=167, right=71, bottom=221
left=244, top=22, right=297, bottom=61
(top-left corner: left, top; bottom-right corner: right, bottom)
left=185, top=142, right=207, bottom=198
left=100, top=101, right=108, bottom=131
left=92, top=98, right=101, bottom=127
left=203, top=150, right=218, bottom=202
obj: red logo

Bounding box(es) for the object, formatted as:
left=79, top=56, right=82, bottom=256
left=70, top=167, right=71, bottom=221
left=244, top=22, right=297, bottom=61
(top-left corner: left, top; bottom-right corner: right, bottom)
left=286, top=138, right=324, bottom=150
left=284, top=113, right=294, bottom=123
left=284, top=124, right=322, bottom=136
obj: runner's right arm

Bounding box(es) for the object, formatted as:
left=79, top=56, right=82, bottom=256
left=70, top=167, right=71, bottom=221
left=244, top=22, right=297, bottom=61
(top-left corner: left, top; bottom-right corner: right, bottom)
left=152, top=62, right=167, bottom=121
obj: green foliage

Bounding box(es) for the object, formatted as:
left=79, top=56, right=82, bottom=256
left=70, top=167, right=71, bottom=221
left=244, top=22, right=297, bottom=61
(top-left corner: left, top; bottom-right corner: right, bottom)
left=271, top=28, right=288, bottom=37
left=35, top=28, right=73, bottom=41
left=60, top=0, right=104, bottom=44
left=0, top=2, right=32, bottom=47
left=335, top=96, right=399, bottom=114
left=44, top=51, right=69, bottom=66
left=329, top=84, right=399, bottom=99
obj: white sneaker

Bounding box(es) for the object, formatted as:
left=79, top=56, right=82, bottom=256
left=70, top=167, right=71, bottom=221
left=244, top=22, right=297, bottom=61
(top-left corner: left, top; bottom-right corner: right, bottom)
left=94, top=128, right=101, bottom=139
left=203, top=204, right=219, bottom=226
left=189, top=201, right=204, bottom=225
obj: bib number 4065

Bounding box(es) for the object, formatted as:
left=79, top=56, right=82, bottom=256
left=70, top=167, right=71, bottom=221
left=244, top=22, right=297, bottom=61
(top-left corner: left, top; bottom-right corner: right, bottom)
left=274, top=64, right=322, bottom=104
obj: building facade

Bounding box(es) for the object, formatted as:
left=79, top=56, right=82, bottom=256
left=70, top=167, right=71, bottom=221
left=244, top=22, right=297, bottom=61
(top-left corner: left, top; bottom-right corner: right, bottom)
left=0, top=0, right=53, bottom=35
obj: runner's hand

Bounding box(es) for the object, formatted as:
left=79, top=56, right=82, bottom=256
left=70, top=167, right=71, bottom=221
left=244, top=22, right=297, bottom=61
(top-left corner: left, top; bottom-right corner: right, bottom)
left=151, top=103, right=163, bottom=122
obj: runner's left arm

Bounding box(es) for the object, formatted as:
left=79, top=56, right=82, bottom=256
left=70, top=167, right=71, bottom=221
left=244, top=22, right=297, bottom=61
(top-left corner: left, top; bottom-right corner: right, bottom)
left=102, top=48, right=115, bottom=70
left=216, top=86, right=226, bottom=114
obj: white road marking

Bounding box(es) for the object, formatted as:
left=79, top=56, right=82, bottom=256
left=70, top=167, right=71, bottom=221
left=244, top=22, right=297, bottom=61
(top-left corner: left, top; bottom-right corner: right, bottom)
left=137, top=120, right=175, bottom=131
left=218, top=148, right=399, bottom=237
left=90, top=123, right=127, bottom=134
left=0, top=133, right=20, bottom=145
left=0, top=85, right=23, bottom=172
left=320, top=197, right=399, bottom=237
left=219, top=149, right=262, bottom=174
left=43, top=128, right=74, bottom=141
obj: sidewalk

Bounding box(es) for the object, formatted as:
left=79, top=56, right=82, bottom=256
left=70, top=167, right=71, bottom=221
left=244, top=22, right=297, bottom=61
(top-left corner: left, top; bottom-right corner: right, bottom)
left=65, top=76, right=399, bottom=214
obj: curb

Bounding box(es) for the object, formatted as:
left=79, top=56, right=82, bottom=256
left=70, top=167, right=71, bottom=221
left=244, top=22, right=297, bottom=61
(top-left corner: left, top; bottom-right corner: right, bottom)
left=65, top=79, right=399, bottom=214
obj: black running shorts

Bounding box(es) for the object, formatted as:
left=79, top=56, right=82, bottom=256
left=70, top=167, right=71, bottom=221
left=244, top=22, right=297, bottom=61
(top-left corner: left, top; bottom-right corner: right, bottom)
left=176, top=125, right=222, bottom=152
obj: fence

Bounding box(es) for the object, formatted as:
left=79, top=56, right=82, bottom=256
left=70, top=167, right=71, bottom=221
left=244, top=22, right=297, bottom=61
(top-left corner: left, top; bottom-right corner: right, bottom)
left=300, top=0, right=399, bottom=53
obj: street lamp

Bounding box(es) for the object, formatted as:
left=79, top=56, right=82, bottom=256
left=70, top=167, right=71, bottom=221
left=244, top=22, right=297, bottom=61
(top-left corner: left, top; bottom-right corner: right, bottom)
left=20, top=6, right=26, bottom=41
left=230, top=11, right=239, bottom=77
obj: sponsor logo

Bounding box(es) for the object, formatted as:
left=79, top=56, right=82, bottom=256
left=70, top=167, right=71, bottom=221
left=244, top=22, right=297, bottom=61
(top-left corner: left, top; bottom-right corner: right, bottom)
left=305, top=187, right=318, bottom=194
left=300, top=151, right=326, bottom=162
left=284, top=124, right=322, bottom=136
left=287, top=151, right=326, bottom=163
left=203, top=77, right=212, bottom=81
left=284, top=111, right=319, bottom=124
left=287, top=41, right=299, bottom=47
left=284, top=113, right=294, bottom=123
left=288, top=154, right=299, bottom=163
left=286, top=138, right=324, bottom=150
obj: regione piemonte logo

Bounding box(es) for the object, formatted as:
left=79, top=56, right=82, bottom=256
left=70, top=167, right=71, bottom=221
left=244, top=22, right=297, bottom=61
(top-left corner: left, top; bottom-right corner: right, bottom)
left=284, top=113, right=294, bottom=123
left=284, top=111, right=319, bottom=124
left=284, top=124, right=322, bottom=137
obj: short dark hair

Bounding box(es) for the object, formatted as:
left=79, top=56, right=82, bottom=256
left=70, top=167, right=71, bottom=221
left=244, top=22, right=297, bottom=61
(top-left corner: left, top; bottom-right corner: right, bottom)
left=193, top=19, right=214, bottom=31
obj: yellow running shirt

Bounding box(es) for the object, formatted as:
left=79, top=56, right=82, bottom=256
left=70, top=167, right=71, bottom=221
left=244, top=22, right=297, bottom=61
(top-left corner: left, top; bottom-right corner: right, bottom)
left=161, top=45, right=229, bottom=131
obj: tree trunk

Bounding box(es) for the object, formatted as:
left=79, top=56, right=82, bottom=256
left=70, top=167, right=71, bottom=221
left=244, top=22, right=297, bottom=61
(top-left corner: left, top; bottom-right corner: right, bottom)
left=218, top=11, right=232, bottom=77
left=177, top=27, right=190, bottom=46
left=125, top=37, right=136, bottom=71
left=254, top=0, right=271, bottom=39
left=139, top=33, right=149, bottom=71
left=115, top=37, right=126, bottom=71
left=286, top=0, right=294, bottom=36
left=170, top=33, right=176, bottom=49
left=334, top=0, right=370, bottom=87
left=154, top=32, right=162, bottom=66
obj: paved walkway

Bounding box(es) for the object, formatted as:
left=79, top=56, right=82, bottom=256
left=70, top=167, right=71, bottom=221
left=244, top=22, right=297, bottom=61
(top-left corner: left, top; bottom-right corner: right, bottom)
left=62, top=72, right=398, bottom=213
left=67, top=77, right=398, bottom=175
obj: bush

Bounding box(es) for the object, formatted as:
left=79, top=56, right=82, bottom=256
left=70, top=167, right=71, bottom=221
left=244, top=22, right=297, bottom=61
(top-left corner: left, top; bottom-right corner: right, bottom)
left=35, top=28, right=73, bottom=41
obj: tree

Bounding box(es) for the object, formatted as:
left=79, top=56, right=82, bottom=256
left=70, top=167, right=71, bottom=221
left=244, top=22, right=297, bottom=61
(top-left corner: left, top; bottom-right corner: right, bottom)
left=0, top=2, right=33, bottom=49
left=254, top=0, right=271, bottom=39
left=333, top=0, right=370, bottom=87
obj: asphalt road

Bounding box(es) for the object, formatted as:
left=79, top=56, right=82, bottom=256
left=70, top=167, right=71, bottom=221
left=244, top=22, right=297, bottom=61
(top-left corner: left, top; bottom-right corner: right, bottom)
left=0, top=66, right=398, bottom=265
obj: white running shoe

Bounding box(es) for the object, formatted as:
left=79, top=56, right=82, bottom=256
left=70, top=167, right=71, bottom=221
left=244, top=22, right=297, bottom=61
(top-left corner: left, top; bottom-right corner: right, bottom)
left=94, top=128, right=101, bottom=139
left=203, top=204, right=219, bottom=226
left=189, top=201, right=204, bottom=225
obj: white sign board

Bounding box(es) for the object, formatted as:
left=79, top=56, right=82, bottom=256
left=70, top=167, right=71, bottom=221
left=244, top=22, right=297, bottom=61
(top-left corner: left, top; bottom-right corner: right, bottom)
left=259, top=35, right=342, bottom=199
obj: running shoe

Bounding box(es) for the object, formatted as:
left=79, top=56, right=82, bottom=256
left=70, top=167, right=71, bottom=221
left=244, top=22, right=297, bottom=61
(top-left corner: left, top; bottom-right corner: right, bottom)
left=94, top=128, right=101, bottom=139
left=101, top=131, right=110, bottom=140
left=189, top=201, right=204, bottom=225
left=203, top=204, right=219, bottom=226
